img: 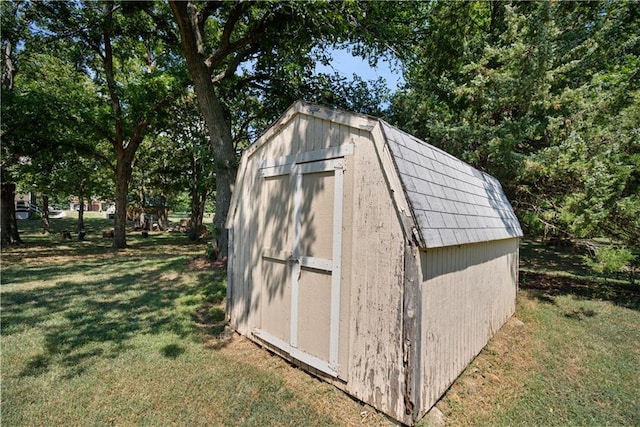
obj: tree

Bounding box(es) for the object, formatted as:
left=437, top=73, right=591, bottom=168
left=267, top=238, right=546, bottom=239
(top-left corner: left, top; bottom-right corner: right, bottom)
left=7, top=50, right=112, bottom=235
left=506, top=1, right=640, bottom=246
left=165, top=97, right=215, bottom=241
left=0, top=0, right=29, bottom=245
left=169, top=0, right=416, bottom=258
left=131, top=94, right=214, bottom=237
left=390, top=1, right=639, bottom=247
left=33, top=1, right=186, bottom=249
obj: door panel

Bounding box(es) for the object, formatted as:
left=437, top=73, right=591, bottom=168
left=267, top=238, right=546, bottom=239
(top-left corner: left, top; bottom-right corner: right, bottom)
left=256, top=157, right=346, bottom=378
left=261, top=258, right=290, bottom=343
left=260, top=174, right=293, bottom=343
left=297, top=268, right=332, bottom=361
left=300, top=171, right=334, bottom=260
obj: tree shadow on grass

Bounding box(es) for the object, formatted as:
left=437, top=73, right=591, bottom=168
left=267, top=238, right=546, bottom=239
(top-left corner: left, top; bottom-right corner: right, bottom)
left=2, top=239, right=201, bottom=270
left=520, top=240, right=593, bottom=278
left=161, top=343, right=186, bottom=359
left=3, top=254, right=229, bottom=379
left=520, top=271, right=640, bottom=312
left=4, top=217, right=200, bottom=267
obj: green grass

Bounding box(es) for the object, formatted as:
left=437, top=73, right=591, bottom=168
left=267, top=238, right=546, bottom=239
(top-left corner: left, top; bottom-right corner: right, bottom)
left=3, top=223, right=639, bottom=426
left=431, top=286, right=640, bottom=426
left=2, top=218, right=381, bottom=426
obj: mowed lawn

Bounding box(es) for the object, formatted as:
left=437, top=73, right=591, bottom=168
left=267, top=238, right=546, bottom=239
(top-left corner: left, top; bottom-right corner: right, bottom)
left=2, top=216, right=639, bottom=426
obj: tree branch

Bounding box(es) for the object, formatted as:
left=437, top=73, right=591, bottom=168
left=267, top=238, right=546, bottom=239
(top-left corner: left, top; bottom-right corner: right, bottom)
left=205, top=6, right=286, bottom=70
left=125, top=119, right=151, bottom=158
left=102, top=3, right=123, bottom=149
left=197, top=1, right=223, bottom=27
left=211, top=47, right=257, bottom=83
left=218, top=2, right=246, bottom=51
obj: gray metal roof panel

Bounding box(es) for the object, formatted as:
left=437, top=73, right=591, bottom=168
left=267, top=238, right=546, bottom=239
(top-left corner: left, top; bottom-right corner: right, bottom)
left=380, top=121, right=523, bottom=248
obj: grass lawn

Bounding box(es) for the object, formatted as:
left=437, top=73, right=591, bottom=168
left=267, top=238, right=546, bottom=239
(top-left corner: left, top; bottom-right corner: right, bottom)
left=2, top=218, right=639, bottom=426
left=1, top=215, right=388, bottom=426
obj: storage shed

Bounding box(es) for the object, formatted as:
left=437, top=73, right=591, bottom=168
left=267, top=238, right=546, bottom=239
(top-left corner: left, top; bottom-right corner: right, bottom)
left=225, top=101, right=523, bottom=425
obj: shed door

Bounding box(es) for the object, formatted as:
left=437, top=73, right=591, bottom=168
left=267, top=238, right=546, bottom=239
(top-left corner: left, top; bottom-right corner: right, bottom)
left=255, top=158, right=345, bottom=378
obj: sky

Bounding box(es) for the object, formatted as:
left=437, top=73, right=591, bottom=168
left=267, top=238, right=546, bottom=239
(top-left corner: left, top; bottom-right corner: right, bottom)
left=314, top=47, right=405, bottom=93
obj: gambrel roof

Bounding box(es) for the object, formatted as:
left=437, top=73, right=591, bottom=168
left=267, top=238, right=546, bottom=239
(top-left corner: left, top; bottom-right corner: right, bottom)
left=380, top=121, right=522, bottom=248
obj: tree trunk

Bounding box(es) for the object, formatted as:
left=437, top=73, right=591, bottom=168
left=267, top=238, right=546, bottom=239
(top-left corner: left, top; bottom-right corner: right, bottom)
left=157, top=194, right=167, bottom=230
left=77, top=195, right=85, bottom=232
left=102, top=3, right=147, bottom=250
left=112, top=154, right=133, bottom=249
left=42, top=194, right=50, bottom=235
left=188, top=185, right=206, bottom=241
left=171, top=1, right=238, bottom=258
left=212, top=167, right=234, bottom=257
left=189, top=78, right=235, bottom=257
left=0, top=180, right=22, bottom=245
left=1, top=5, right=21, bottom=246
left=188, top=156, right=203, bottom=241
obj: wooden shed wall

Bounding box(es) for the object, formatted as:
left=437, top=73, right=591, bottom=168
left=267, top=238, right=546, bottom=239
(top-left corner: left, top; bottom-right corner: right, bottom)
left=228, top=113, right=359, bottom=336
left=346, top=130, right=409, bottom=423
left=417, top=238, right=519, bottom=416
left=228, top=111, right=413, bottom=424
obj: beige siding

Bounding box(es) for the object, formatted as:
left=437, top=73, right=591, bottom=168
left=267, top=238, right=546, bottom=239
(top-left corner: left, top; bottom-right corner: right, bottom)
left=418, top=238, right=518, bottom=416
left=338, top=154, right=354, bottom=377
left=229, top=113, right=357, bottom=335
left=346, top=129, right=410, bottom=424
left=228, top=159, right=260, bottom=335
left=257, top=114, right=351, bottom=159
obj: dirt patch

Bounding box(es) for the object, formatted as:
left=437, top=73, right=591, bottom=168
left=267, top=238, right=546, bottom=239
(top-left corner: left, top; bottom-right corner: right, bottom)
left=193, top=302, right=227, bottom=339
left=186, top=256, right=226, bottom=270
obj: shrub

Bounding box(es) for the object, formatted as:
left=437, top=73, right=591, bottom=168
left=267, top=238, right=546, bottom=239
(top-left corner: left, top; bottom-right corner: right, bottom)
left=583, top=246, right=635, bottom=282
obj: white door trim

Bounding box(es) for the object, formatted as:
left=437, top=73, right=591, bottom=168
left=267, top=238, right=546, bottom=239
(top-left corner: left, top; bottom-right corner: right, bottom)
left=329, top=162, right=344, bottom=368
left=252, top=328, right=339, bottom=377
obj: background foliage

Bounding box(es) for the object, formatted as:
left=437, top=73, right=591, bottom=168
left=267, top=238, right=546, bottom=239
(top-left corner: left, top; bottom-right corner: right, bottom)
left=2, top=0, right=638, bottom=258
left=389, top=1, right=639, bottom=254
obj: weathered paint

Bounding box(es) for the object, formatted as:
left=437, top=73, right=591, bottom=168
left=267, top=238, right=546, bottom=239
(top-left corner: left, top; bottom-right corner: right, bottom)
left=403, top=244, right=422, bottom=418
left=345, top=130, right=410, bottom=424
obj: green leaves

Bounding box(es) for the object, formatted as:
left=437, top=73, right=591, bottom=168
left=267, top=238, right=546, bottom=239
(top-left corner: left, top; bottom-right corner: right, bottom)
left=583, top=246, right=635, bottom=277
left=391, top=0, right=640, bottom=247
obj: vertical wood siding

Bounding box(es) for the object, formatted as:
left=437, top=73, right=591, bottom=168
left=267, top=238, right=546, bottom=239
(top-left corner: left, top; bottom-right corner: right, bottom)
left=346, top=129, right=410, bottom=424
left=227, top=158, right=259, bottom=334
left=229, top=113, right=358, bottom=346
left=418, top=238, right=518, bottom=417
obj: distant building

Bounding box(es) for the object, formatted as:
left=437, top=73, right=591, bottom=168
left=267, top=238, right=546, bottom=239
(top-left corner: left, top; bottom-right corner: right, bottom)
left=15, top=193, right=37, bottom=219
left=68, top=196, right=112, bottom=212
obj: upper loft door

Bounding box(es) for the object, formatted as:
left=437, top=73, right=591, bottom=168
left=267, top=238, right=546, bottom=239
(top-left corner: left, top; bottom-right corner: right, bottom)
left=255, top=154, right=346, bottom=378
